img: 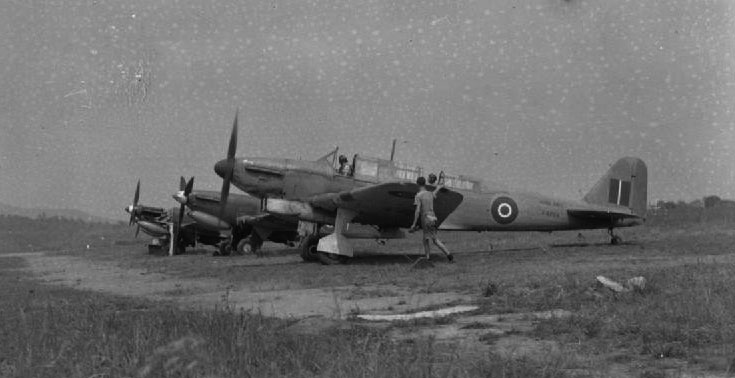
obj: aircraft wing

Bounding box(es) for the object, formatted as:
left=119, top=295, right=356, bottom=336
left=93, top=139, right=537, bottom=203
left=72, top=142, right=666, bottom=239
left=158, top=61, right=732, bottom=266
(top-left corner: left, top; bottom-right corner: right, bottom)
left=237, top=213, right=298, bottom=230
left=309, top=182, right=464, bottom=228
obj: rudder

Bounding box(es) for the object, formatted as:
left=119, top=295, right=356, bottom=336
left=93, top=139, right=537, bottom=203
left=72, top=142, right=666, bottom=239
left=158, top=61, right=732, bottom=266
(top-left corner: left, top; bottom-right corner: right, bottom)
left=583, top=157, right=648, bottom=217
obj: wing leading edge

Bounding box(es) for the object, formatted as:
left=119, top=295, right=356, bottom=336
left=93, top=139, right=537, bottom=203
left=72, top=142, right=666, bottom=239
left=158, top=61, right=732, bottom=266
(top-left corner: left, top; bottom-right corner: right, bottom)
left=310, top=182, right=464, bottom=228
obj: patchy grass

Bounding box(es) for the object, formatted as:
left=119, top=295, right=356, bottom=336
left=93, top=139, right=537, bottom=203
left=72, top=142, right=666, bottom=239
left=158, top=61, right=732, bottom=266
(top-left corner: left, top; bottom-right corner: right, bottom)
left=0, top=215, right=133, bottom=254
left=1, top=257, right=574, bottom=378
left=4, top=211, right=735, bottom=376
left=530, top=262, right=735, bottom=370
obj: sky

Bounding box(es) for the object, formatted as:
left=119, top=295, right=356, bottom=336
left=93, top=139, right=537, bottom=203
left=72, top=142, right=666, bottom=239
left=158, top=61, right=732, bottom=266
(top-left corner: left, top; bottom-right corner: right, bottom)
left=1, top=0, right=734, bottom=220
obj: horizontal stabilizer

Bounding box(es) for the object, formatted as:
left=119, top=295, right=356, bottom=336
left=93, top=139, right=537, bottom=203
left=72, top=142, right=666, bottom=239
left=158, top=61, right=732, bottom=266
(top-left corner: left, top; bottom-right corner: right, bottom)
left=567, top=209, right=637, bottom=221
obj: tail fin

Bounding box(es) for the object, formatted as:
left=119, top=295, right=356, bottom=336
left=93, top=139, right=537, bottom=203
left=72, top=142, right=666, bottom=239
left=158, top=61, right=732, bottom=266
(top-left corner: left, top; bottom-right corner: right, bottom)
left=583, top=157, right=648, bottom=217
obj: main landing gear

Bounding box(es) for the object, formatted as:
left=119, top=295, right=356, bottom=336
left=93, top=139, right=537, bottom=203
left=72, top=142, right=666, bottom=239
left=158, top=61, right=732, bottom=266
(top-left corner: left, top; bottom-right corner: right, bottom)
left=299, top=225, right=348, bottom=265
left=299, top=234, right=320, bottom=262
left=608, top=228, right=622, bottom=245
left=236, top=234, right=264, bottom=256
left=213, top=224, right=265, bottom=257
left=298, top=233, right=347, bottom=265
left=215, top=241, right=233, bottom=256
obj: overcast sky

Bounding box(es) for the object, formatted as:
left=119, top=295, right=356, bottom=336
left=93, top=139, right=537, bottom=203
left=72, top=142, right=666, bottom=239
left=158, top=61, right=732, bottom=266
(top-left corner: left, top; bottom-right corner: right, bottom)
left=1, top=0, right=734, bottom=219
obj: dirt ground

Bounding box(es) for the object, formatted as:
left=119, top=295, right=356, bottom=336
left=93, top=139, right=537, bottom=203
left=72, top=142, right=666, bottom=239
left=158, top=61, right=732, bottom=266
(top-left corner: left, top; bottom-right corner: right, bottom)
left=4, top=223, right=735, bottom=377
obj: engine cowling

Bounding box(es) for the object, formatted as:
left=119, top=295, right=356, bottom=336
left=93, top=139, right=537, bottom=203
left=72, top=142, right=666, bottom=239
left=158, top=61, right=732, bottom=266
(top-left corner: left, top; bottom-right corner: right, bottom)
left=137, top=221, right=168, bottom=237
left=189, top=211, right=231, bottom=231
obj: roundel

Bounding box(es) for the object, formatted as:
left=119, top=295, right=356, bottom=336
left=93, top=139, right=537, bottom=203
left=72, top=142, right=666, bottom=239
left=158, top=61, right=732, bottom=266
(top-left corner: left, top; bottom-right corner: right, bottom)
left=490, top=196, right=518, bottom=224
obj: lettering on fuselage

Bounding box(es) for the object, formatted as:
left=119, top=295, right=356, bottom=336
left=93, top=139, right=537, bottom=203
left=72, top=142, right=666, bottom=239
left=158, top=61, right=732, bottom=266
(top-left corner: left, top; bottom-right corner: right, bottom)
left=539, top=199, right=562, bottom=219
left=539, top=199, right=562, bottom=207
left=490, top=196, right=518, bottom=224
left=541, top=210, right=561, bottom=218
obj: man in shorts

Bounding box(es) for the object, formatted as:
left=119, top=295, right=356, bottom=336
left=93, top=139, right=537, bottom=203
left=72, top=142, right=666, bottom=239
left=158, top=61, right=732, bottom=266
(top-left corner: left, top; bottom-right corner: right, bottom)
left=409, top=176, right=454, bottom=262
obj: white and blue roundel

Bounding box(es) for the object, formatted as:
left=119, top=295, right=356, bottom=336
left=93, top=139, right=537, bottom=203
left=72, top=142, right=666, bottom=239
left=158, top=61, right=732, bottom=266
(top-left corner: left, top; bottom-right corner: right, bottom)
left=491, top=196, right=518, bottom=224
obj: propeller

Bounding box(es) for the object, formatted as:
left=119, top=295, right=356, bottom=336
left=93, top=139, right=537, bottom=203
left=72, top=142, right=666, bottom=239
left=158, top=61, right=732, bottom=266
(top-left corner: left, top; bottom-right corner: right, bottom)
left=129, top=180, right=141, bottom=226
left=219, top=110, right=238, bottom=220
left=172, top=176, right=194, bottom=254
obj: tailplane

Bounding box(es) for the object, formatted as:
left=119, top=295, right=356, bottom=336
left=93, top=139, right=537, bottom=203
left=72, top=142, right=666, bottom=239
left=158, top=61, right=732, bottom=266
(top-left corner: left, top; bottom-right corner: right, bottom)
left=583, top=157, right=648, bottom=217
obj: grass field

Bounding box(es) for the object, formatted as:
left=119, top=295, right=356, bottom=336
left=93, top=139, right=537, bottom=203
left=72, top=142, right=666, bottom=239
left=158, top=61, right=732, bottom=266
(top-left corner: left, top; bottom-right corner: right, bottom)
left=1, top=207, right=735, bottom=377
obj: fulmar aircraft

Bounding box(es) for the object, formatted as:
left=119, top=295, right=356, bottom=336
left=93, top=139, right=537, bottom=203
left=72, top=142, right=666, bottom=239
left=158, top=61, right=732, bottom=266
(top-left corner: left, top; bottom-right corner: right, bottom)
left=125, top=180, right=222, bottom=255
left=172, top=177, right=299, bottom=256
left=213, top=113, right=647, bottom=265
left=126, top=178, right=299, bottom=256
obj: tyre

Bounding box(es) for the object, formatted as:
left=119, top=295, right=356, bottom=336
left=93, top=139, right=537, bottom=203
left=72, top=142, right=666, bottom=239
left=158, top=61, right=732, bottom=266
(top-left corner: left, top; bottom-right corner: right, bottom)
left=317, top=251, right=347, bottom=265
left=236, top=238, right=252, bottom=255
left=299, top=235, right=319, bottom=262
left=219, top=243, right=232, bottom=256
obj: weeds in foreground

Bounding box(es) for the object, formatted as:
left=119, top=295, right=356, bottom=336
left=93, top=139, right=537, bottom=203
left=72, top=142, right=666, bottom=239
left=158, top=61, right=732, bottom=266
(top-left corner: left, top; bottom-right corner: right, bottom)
left=531, top=262, right=735, bottom=366
left=1, top=268, right=572, bottom=378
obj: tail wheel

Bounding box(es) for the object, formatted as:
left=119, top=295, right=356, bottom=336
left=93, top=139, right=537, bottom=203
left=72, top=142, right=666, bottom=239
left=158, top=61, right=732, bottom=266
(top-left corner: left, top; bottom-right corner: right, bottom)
left=299, top=235, right=319, bottom=262
left=608, top=228, right=622, bottom=245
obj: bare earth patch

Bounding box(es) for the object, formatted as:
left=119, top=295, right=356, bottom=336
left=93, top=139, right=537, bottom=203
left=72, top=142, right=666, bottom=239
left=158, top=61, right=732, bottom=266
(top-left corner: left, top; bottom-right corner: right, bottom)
left=5, top=223, right=735, bottom=378
left=8, top=251, right=473, bottom=319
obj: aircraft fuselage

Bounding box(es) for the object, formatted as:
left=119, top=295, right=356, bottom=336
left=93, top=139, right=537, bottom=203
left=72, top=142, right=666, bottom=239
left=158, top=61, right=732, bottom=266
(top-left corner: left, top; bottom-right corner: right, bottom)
left=215, top=157, right=642, bottom=232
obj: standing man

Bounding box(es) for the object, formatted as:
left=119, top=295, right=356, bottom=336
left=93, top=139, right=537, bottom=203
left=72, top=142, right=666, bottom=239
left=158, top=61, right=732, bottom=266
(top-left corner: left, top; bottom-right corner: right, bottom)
left=410, top=176, right=454, bottom=262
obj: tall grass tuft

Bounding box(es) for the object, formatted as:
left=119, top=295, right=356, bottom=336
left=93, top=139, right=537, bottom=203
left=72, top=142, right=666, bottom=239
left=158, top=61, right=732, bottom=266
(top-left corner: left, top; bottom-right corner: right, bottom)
left=532, top=262, right=735, bottom=365
left=1, top=269, right=571, bottom=377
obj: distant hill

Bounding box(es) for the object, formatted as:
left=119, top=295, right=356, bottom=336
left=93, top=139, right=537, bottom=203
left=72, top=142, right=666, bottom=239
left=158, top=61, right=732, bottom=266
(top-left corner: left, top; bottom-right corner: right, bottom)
left=0, top=202, right=117, bottom=224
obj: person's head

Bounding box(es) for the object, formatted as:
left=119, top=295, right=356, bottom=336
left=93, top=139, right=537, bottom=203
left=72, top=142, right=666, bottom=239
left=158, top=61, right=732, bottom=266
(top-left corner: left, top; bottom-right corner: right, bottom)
left=338, top=155, right=347, bottom=165
left=428, top=173, right=437, bottom=184
left=416, top=176, right=426, bottom=186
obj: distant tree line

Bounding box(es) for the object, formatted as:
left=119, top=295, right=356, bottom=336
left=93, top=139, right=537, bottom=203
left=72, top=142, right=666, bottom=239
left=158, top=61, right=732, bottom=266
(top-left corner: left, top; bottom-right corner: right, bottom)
left=654, top=195, right=733, bottom=210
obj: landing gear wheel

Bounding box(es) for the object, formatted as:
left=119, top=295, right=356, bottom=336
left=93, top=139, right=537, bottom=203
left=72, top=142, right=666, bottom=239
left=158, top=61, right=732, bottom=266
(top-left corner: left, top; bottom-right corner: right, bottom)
left=148, top=244, right=163, bottom=255
left=608, top=228, right=622, bottom=245
left=317, top=251, right=347, bottom=265
left=299, top=235, right=320, bottom=262
left=236, top=238, right=252, bottom=255
left=216, top=243, right=232, bottom=256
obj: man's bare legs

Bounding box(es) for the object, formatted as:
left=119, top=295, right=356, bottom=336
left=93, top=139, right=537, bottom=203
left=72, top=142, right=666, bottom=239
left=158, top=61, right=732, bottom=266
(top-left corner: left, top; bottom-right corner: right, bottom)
left=423, top=237, right=454, bottom=262
left=432, top=238, right=453, bottom=262
left=422, top=238, right=431, bottom=259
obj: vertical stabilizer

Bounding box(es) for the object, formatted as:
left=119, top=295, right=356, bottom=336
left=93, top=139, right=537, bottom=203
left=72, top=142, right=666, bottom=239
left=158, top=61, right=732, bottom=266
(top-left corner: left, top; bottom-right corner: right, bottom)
left=583, top=157, right=648, bottom=217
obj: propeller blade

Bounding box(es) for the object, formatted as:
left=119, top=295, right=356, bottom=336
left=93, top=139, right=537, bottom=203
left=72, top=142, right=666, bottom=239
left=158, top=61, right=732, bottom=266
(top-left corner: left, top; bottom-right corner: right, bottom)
left=220, top=168, right=232, bottom=218
left=184, top=176, right=194, bottom=196
left=228, top=110, right=238, bottom=160
left=130, top=180, right=140, bottom=226
left=169, top=206, right=184, bottom=256
left=168, top=222, right=175, bottom=256
left=175, top=176, right=193, bottom=248
left=179, top=176, right=186, bottom=191
left=135, top=224, right=140, bottom=238
left=219, top=111, right=238, bottom=221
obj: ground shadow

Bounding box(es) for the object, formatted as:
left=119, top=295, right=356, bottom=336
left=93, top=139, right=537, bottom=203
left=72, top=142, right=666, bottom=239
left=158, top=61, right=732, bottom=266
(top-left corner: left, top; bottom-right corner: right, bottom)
left=550, top=241, right=639, bottom=248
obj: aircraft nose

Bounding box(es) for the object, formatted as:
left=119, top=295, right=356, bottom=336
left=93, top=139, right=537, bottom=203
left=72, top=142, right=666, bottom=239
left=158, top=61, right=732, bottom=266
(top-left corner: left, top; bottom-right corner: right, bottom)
left=214, top=159, right=227, bottom=178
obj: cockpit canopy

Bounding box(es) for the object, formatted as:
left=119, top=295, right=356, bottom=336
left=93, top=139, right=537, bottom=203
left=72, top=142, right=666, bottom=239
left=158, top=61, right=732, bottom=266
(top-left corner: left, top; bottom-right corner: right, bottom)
left=318, top=146, right=482, bottom=191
